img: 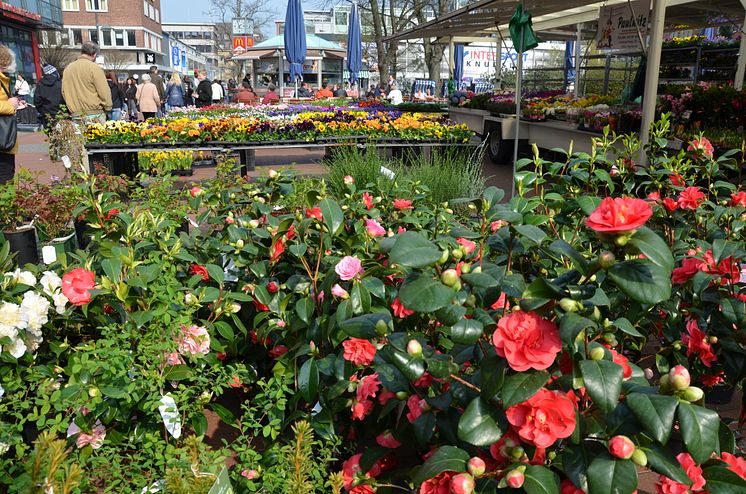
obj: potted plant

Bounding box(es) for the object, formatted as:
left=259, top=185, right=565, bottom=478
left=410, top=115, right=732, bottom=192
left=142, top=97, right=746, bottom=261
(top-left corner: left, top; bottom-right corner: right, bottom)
left=0, top=180, right=39, bottom=266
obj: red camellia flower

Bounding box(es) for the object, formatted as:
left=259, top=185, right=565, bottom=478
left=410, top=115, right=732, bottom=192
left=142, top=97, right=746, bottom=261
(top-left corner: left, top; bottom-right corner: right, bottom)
left=656, top=453, right=705, bottom=494
left=670, top=173, right=685, bottom=186
left=342, top=453, right=381, bottom=491
left=681, top=319, right=717, bottom=367
left=647, top=191, right=661, bottom=202
left=505, top=388, right=577, bottom=448
left=343, top=338, right=377, bottom=366
left=393, top=199, right=413, bottom=210
left=376, top=430, right=402, bottom=449
left=419, top=470, right=456, bottom=494
left=677, top=186, right=706, bottom=210
left=609, top=348, right=633, bottom=379
left=106, top=208, right=119, bottom=220
left=561, top=480, right=585, bottom=494
left=662, top=197, right=678, bottom=213
left=672, top=257, right=705, bottom=284
left=492, top=311, right=561, bottom=372
left=406, top=394, right=428, bottom=423
left=350, top=485, right=375, bottom=494
left=270, top=238, right=286, bottom=264
left=268, top=345, right=288, bottom=359
left=356, top=373, right=381, bottom=402
left=585, top=197, right=653, bottom=234
left=720, top=452, right=746, bottom=480
left=391, top=297, right=414, bottom=318
left=305, top=207, right=323, bottom=220
left=190, top=264, right=209, bottom=281
left=351, top=400, right=374, bottom=420
left=687, top=136, right=714, bottom=159
left=266, top=281, right=279, bottom=293
left=731, top=191, right=746, bottom=207
left=362, top=192, right=374, bottom=210
left=61, top=268, right=96, bottom=306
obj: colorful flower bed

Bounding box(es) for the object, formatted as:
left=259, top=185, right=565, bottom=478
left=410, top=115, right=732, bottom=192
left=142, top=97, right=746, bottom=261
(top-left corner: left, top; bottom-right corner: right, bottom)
left=84, top=110, right=473, bottom=146
left=1, top=122, right=745, bottom=493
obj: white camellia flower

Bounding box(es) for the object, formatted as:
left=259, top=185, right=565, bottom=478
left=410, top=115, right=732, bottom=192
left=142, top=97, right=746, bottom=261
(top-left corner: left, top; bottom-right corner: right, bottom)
left=0, top=302, right=24, bottom=329
left=0, top=383, right=4, bottom=399
left=4, top=269, right=37, bottom=287
left=52, top=292, right=68, bottom=315
left=40, top=271, right=62, bottom=296
left=6, top=338, right=27, bottom=358
left=0, top=324, right=18, bottom=341
left=21, top=291, right=51, bottom=331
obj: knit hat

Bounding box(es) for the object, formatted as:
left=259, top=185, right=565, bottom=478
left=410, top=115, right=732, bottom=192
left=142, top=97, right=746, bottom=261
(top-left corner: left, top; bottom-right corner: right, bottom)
left=42, top=64, right=58, bottom=76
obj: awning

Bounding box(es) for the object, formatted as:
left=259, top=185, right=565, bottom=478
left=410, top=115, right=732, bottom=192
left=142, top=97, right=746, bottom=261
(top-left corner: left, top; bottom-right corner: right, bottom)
left=233, top=48, right=345, bottom=61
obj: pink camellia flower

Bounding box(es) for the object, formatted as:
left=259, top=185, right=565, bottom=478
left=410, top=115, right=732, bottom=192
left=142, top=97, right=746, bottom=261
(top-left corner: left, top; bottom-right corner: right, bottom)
left=67, top=420, right=106, bottom=449
left=351, top=400, right=374, bottom=420
left=406, top=394, right=428, bottom=423
left=365, top=218, right=386, bottom=237
left=343, top=338, right=377, bottom=366
left=585, top=197, right=653, bottom=234
left=720, top=452, right=746, bottom=480
left=608, top=435, right=636, bottom=459
left=656, top=453, right=705, bottom=494
left=376, top=430, right=402, bottom=449
left=450, top=473, right=475, bottom=494
left=505, top=388, right=577, bottom=448
left=356, top=373, right=381, bottom=402
left=677, top=186, right=706, bottom=210
left=362, top=192, right=374, bottom=210
left=391, top=297, right=414, bottom=318
left=647, top=191, right=661, bottom=202
left=457, top=237, right=477, bottom=255
left=177, top=324, right=211, bottom=356
left=190, top=186, right=203, bottom=197
left=268, top=345, right=289, bottom=358
left=393, top=199, right=413, bottom=210
left=61, top=268, right=96, bottom=306
left=331, top=284, right=350, bottom=299
left=687, top=136, right=714, bottom=159
left=419, top=471, right=456, bottom=494
left=731, top=191, right=746, bottom=207
left=335, top=256, right=364, bottom=280
left=241, top=469, right=259, bottom=480
left=344, top=175, right=355, bottom=184
left=491, top=220, right=507, bottom=232
left=492, top=311, right=561, bottom=372
left=165, top=352, right=184, bottom=366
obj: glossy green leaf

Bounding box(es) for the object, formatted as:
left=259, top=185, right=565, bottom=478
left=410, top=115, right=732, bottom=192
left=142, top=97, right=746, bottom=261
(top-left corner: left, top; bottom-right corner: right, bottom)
left=479, top=356, right=506, bottom=400
left=614, top=317, right=644, bottom=338
left=295, top=297, right=314, bottom=325
left=524, top=465, right=560, bottom=494
left=627, top=393, right=678, bottom=444
left=191, top=412, right=208, bottom=436
left=399, top=274, right=454, bottom=313
left=339, top=313, right=390, bottom=339
left=560, top=313, right=596, bottom=346
left=641, top=442, right=692, bottom=486
left=389, top=232, right=443, bottom=268
left=550, top=239, right=589, bottom=273
left=607, top=260, right=671, bottom=305
left=205, top=263, right=225, bottom=285
left=319, top=198, right=344, bottom=235
left=450, top=318, right=484, bottom=345
left=628, top=227, right=674, bottom=272
left=350, top=282, right=371, bottom=315
left=298, top=358, right=319, bottom=402
left=412, top=446, right=470, bottom=484
left=515, top=224, right=547, bottom=245
left=457, top=397, right=503, bottom=446
left=677, top=402, right=720, bottom=464
left=587, top=454, right=637, bottom=494
left=580, top=360, right=623, bottom=413
left=702, top=466, right=746, bottom=494
left=501, top=370, right=549, bottom=407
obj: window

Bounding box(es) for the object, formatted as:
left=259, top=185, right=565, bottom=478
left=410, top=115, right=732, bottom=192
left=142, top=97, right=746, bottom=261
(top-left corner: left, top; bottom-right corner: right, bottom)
left=154, top=9, right=159, bottom=22
left=88, top=29, right=99, bottom=44
left=62, top=0, right=79, bottom=11
left=85, top=0, right=107, bottom=11
left=71, top=28, right=82, bottom=45
left=127, top=30, right=136, bottom=46
left=114, top=29, right=124, bottom=47
left=101, top=28, right=111, bottom=46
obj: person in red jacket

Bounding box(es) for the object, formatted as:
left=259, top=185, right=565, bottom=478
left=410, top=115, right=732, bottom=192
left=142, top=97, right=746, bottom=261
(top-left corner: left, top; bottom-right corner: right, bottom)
left=261, top=84, right=280, bottom=105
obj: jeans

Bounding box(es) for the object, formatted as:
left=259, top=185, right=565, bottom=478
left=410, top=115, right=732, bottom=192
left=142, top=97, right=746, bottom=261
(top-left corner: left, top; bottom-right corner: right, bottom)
left=127, top=100, right=137, bottom=118
left=0, top=153, right=15, bottom=185
left=108, top=108, right=122, bottom=121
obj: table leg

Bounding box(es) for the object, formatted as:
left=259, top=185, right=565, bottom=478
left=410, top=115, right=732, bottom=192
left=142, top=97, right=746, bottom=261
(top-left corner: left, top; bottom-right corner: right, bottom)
left=239, top=149, right=255, bottom=176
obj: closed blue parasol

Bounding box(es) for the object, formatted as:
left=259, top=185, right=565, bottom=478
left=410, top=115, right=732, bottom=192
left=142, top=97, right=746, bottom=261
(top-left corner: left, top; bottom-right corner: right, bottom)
left=454, top=44, right=464, bottom=89
left=346, top=3, right=362, bottom=85
left=284, top=0, right=307, bottom=83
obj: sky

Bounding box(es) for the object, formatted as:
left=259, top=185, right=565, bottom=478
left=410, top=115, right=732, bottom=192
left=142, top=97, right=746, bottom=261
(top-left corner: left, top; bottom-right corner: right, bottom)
left=159, top=0, right=322, bottom=35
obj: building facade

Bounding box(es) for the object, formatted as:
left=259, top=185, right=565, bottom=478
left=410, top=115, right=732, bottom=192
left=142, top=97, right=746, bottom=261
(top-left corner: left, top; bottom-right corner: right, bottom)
left=57, top=0, right=167, bottom=75
left=163, top=32, right=207, bottom=76
left=161, top=22, right=219, bottom=77
left=1, top=0, right=63, bottom=82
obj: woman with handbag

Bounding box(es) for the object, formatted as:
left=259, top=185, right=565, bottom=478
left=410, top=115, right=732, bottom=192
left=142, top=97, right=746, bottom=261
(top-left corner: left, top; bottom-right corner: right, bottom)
left=0, top=44, right=21, bottom=184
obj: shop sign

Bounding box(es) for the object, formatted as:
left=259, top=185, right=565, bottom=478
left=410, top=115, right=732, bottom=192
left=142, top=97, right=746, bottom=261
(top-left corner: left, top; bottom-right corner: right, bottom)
left=145, top=53, right=156, bottom=64
left=232, top=18, right=254, bottom=35
left=0, top=1, right=42, bottom=22
left=596, top=0, right=650, bottom=53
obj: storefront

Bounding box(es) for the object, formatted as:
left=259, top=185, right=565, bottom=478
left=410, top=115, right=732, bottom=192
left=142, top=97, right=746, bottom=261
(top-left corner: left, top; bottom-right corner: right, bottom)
left=0, top=1, right=63, bottom=83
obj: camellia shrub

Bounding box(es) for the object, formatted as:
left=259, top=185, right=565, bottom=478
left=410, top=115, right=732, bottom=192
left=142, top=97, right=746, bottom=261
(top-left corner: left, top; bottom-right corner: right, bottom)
left=0, top=119, right=744, bottom=492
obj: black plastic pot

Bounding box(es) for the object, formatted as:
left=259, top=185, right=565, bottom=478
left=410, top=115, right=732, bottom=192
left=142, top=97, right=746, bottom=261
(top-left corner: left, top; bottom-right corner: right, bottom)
left=3, top=227, right=39, bottom=266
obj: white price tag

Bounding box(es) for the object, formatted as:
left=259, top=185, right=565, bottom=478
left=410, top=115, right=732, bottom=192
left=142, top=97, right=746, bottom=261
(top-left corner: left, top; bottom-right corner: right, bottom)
left=158, top=395, right=182, bottom=438
left=61, top=155, right=72, bottom=169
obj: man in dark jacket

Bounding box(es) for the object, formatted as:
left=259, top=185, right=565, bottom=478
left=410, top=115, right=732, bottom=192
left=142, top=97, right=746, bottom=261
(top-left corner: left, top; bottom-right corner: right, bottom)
left=33, top=64, right=63, bottom=129
left=194, top=70, right=212, bottom=108
left=149, top=65, right=165, bottom=115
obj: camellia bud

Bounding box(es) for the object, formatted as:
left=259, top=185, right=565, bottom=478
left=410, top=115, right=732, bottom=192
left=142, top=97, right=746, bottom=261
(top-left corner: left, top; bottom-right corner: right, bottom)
left=631, top=449, right=648, bottom=467
left=375, top=319, right=388, bottom=336
left=190, top=186, right=203, bottom=197
left=608, top=435, right=635, bottom=460
left=248, top=219, right=260, bottom=229
left=598, top=251, right=616, bottom=269
left=437, top=249, right=449, bottom=265
left=395, top=391, right=409, bottom=400
left=268, top=169, right=279, bottom=179
left=184, top=293, right=197, bottom=306
left=558, top=298, right=582, bottom=313
left=510, top=446, right=525, bottom=459
left=235, top=239, right=245, bottom=249
left=467, top=457, right=486, bottom=477
left=461, top=263, right=472, bottom=274
left=88, top=386, right=100, bottom=398
left=441, top=269, right=459, bottom=287
left=590, top=347, right=606, bottom=361
left=614, top=233, right=632, bottom=247
left=659, top=373, right=670, bottom=392
left=682, top=386, right=704, bottom=403
left=451, top=248, right=463, bottom=260
left=229, top=302, right=241, bottom=314
left=709, top=336, right=718, bottom=344
left=450, top=473, right=475, bottom=494
left=505, top=469, right=525, bottom=489
left=669, top=365, right=691, bottom=391
left=407, top=339, right=423, bottom=357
